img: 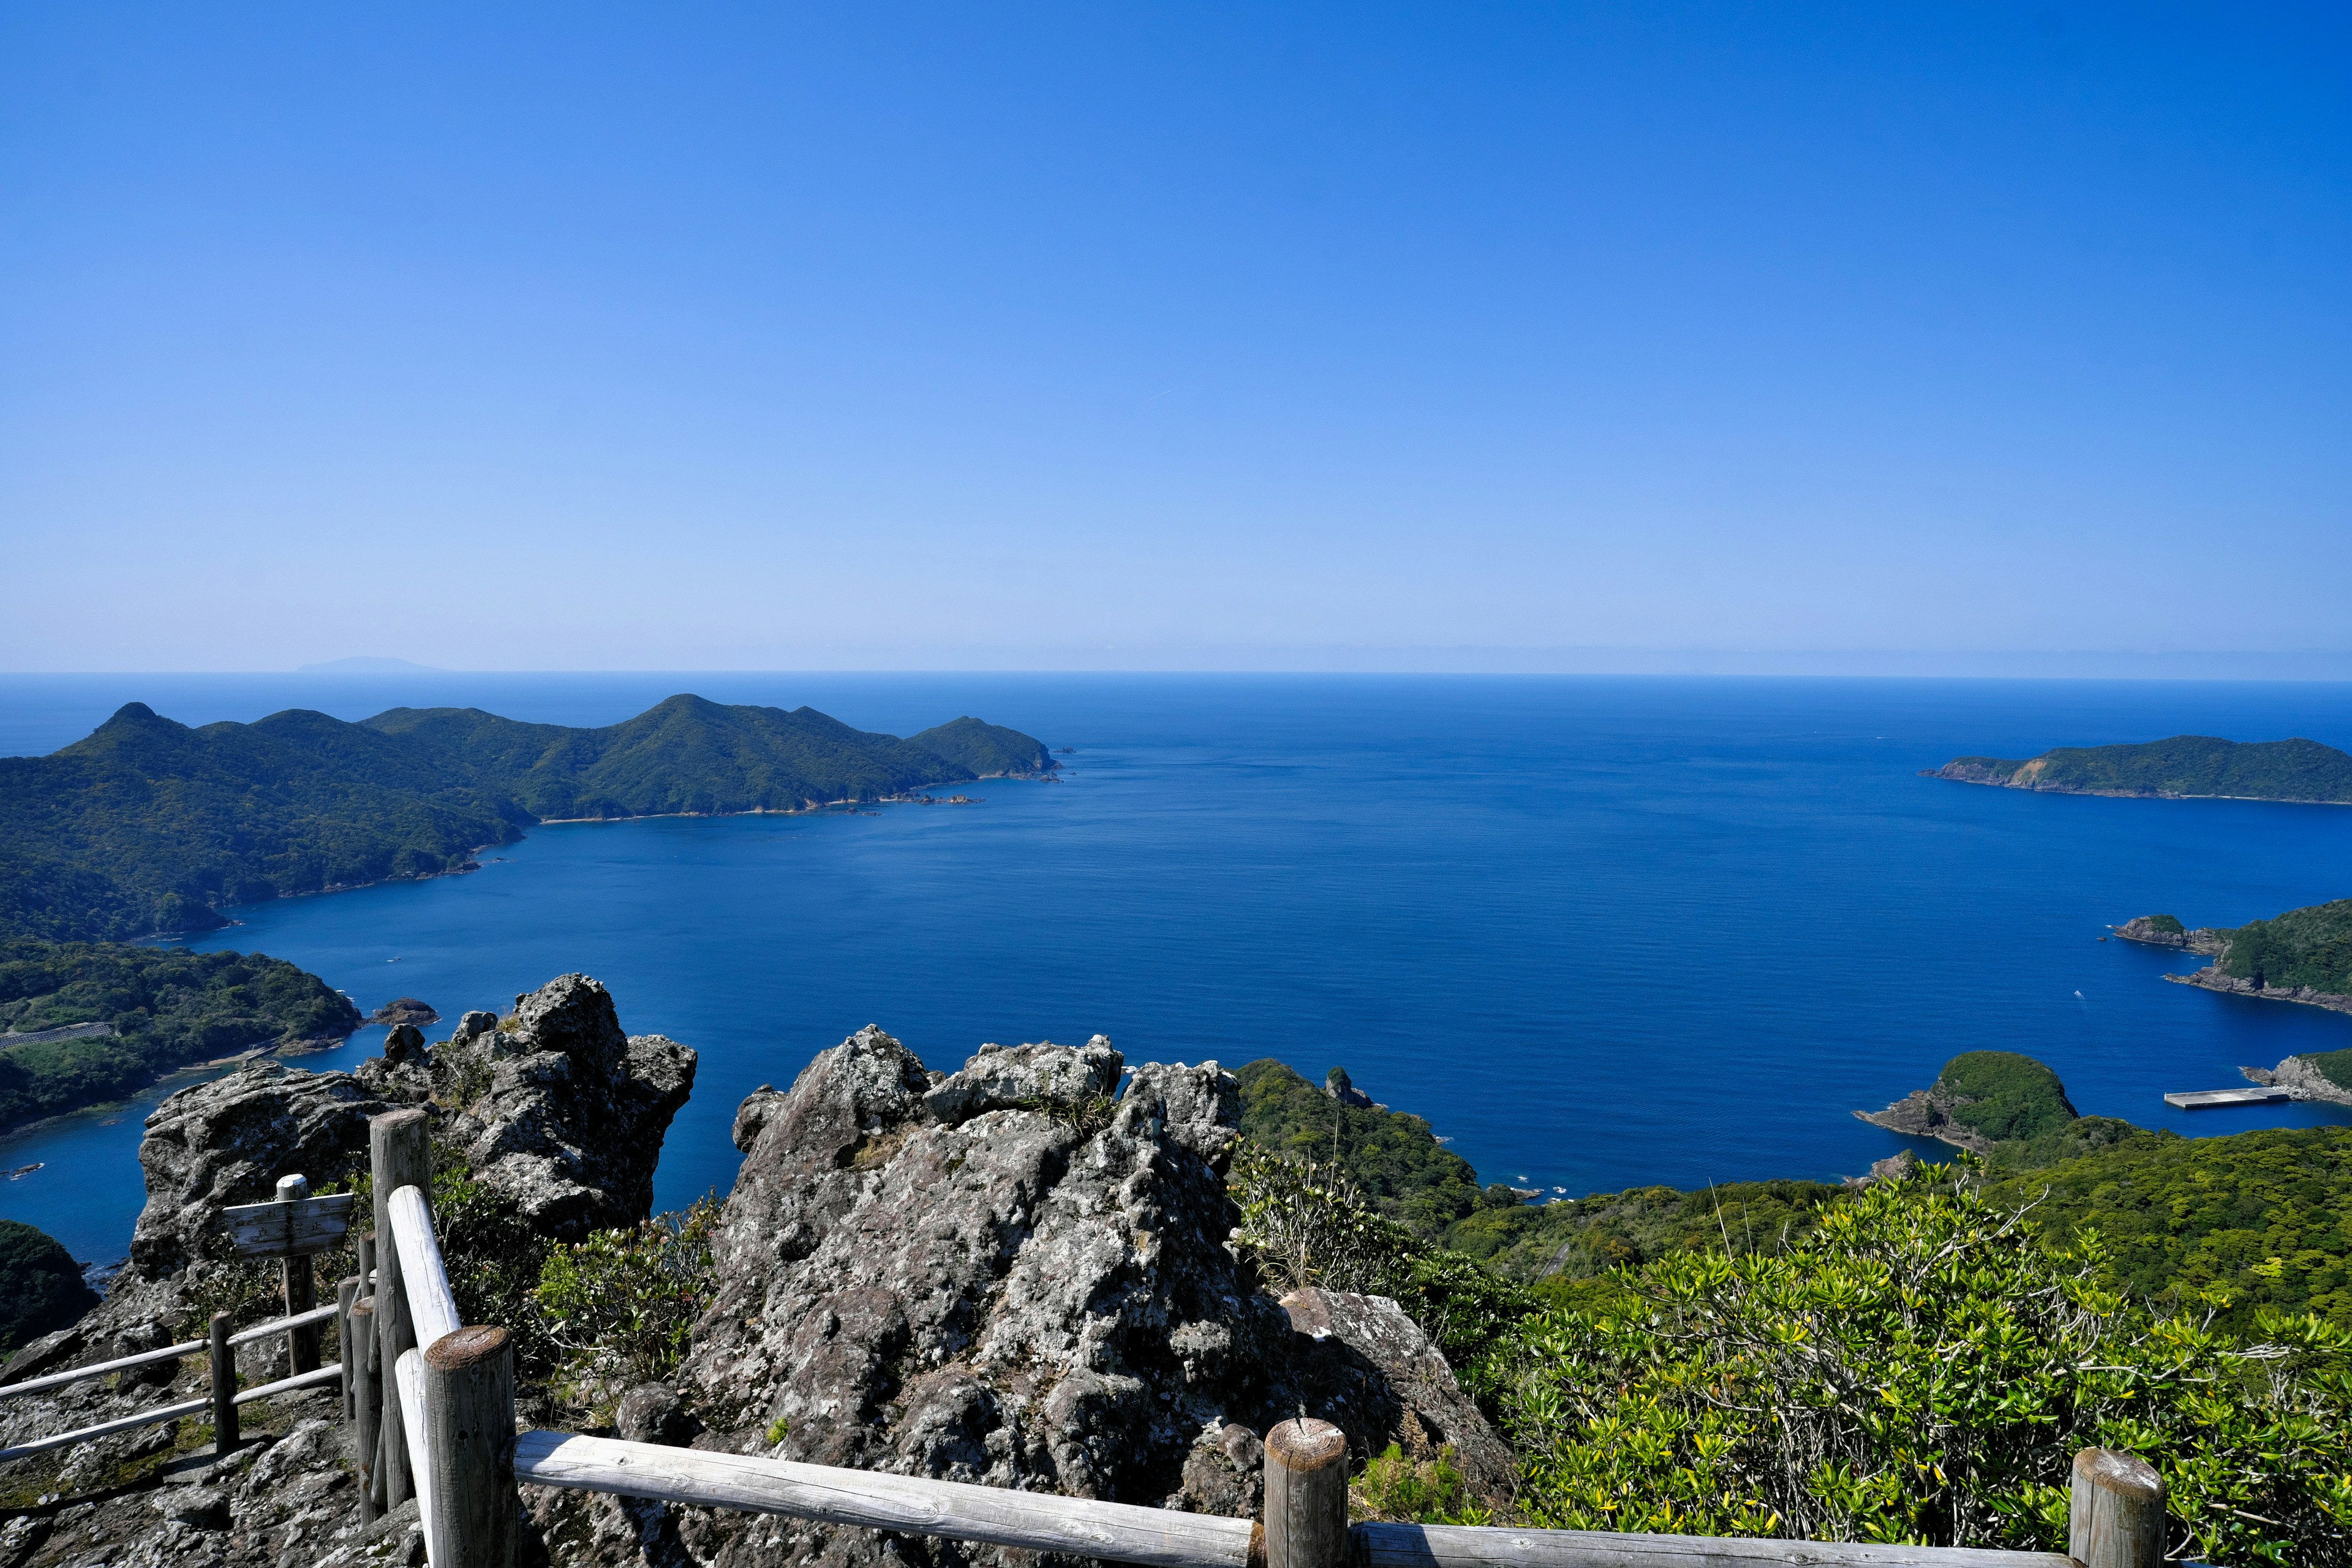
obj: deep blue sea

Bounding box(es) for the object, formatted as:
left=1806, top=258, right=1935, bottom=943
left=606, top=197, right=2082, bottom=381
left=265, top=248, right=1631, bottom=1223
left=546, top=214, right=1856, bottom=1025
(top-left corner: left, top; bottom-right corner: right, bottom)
left=6, top=673, right=2352, bottom=1269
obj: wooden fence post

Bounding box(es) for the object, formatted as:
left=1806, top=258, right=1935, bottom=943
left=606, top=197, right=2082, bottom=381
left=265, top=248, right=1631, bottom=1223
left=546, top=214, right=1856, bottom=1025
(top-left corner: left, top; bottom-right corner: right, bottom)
left=424, top=1325, right=519, bottom=1568
left=371, top=1108, right=430, bottom=1509
left=2070, top=1448, right=2165, bottom=1568
left=277, top=1174, right=319, bottom=1374
left=1264, top=1419, right=1348, bottom=1568
left=208, top=1311, right=238, bottom=1458
left=358, top=1233, right=375, bottom=1297
left=336, top=1276, right=360, bottom=1417
left=349, top=1295, right=379, bottom=1525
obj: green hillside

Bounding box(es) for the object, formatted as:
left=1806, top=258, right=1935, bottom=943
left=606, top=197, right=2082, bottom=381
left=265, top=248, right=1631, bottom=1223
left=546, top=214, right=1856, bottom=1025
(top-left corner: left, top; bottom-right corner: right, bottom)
left=0, top=937, right=361, bottom=1131
left=0, top=696, right=1054, bottom=940
left=2217, top=897, right=2352, bottom=996
left=1933, top=734, right=2352, bottom=801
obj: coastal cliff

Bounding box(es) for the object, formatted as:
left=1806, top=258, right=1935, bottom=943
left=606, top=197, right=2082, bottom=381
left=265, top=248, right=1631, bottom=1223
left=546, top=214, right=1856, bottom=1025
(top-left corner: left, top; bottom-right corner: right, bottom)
left=2241, top=1052, right=2352, bottom=1107
left=2114, top=914, right=2226, bottom=954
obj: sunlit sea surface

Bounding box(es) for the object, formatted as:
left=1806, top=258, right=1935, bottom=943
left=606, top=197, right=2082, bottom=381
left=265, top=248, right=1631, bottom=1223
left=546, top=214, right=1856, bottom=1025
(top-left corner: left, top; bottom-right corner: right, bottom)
left=5, top=673, right=2350, bottom=1267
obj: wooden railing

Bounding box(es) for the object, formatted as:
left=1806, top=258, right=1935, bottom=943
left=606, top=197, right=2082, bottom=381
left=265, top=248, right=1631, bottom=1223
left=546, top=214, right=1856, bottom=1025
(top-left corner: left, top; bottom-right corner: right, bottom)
left=0, top=1301, right=342, bottom=1462
left=347, top=1108, right=2164, bottom=1568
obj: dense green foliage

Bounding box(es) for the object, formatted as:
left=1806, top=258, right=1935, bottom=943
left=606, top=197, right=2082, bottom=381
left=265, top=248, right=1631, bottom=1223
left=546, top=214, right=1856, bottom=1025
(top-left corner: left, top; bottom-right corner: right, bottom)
left=534, top=1196, right=722, bottom=1412
left=1234, top=1059, right=1506, bottom=1236
left=2219, top=897, right=2352, bottom=995
left=1942, top=734, right=2352, bottom=801
left=0, top=1220, right=99, bottom=1355
left=1493, top=1164, right=2352, bottom=1563
left=1985, top=1125, right=2352, bottom=1335
left=0, top=937, right=360, bottom=1131
left=1933, top=1049, right=2079, bottom=1142
left=2139, top=913, right=2187, bottom=935
left=0, top=695, right=1054, bottom=941
left=2312, top=1050, right=2352, bottom=1093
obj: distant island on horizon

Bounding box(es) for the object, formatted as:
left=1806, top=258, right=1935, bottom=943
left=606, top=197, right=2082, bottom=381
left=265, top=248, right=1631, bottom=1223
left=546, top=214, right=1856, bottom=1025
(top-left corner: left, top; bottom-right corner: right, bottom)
left=1928, top=734, right=2352, bottom=804
left=0, top=693, right=1056, bottom=943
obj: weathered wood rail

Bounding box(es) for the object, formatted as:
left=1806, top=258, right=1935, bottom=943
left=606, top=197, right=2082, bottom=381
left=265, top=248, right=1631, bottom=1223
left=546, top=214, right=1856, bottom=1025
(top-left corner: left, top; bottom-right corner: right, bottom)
left=346, top=1110, right=2164, bottom=1568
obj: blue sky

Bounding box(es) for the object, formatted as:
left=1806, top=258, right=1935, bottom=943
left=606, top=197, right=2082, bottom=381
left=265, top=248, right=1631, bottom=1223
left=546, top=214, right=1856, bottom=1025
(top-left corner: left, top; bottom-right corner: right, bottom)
left=1, top=4, right=2346, bottom=673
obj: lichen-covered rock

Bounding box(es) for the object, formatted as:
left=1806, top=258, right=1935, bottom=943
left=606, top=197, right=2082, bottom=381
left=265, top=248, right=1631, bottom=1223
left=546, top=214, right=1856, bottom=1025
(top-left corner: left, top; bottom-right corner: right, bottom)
left=421, top=974, right=697, bottom=1240
left=654, top=1027, right=1291, bottom=1568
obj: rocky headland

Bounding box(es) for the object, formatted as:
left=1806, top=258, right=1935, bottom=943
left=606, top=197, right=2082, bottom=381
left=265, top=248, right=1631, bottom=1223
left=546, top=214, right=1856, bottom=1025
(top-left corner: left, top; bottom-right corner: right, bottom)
left=0, top=1000, right=1506, bottom=1568
left=2113, top=915, right=2226, bottom=954
left=2240, top=1054, right=2352, bottom=1107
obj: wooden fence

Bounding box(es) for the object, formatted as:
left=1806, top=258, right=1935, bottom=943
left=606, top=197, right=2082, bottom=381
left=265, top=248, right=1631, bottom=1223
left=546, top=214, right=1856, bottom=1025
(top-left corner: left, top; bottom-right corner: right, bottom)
left=48, top=1106, right=2180, bottom=1568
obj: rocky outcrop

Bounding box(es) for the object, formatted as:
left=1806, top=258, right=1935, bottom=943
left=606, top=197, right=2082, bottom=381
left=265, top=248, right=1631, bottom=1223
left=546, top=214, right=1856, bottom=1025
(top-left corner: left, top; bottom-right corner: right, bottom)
left=2241, top=1055, right=2352, bottom=1106
left=361, top=974, right=697, bottom=1241
left=1929, top=758, right=2023, bottom=786
left=523, top=1028, right=1508, bottom=1568
left=1854, top=1086, right=1994, bottom=1154
left=2115, top=916, right=2227, bottom=954
left=127, top=1059, right=390, bottom=1284
left=368, top=998, right=439, bottom=1028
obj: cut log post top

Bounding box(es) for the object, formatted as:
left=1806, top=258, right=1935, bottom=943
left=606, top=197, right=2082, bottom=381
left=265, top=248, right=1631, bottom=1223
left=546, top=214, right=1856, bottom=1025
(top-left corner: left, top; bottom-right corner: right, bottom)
left=2070, top=1447, right=2166, bottom=1568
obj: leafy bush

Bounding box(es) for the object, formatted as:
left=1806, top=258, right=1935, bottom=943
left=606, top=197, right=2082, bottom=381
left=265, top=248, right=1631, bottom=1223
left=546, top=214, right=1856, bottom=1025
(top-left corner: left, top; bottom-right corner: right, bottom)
left=1354, top=1442, right=1487, bottom=1525
left=1228, top=1143, right=1536, bottom=1379
left=533, top=1197, right=721, bottom=1412
left=1492, top=1161, right=2352, bottom=1564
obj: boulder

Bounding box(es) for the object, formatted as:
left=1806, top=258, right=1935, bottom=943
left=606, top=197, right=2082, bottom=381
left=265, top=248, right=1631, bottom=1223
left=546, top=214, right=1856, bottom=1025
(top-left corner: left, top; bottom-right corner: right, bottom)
left=1278, top=1287, right=1514, bottom=1504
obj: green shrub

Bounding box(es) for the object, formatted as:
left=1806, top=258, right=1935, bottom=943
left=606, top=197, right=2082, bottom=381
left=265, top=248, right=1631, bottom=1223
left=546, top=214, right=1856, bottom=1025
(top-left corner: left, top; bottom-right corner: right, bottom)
left=1354, top=1442, right=1487, bottom=1525
left=533, top=1196, right=721, bottom=1412
left=1493, top=1160, right=2352, bottom=1564
left=1228, top=1143, right=1537, bottom=1381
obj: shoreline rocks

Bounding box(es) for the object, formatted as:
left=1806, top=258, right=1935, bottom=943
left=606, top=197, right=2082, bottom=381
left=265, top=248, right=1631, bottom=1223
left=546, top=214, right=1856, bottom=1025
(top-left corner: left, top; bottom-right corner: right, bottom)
left=2241, top=1054, right=2352, bottom=1106
left=2168, top=966, right=2352, bottom=1020
left=2114, top=916, right=2228, bottom=954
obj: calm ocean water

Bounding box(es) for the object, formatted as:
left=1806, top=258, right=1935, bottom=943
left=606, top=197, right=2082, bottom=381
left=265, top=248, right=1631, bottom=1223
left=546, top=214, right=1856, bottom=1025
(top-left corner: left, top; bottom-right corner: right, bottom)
left=6, top=673, right=2352, bottom=1268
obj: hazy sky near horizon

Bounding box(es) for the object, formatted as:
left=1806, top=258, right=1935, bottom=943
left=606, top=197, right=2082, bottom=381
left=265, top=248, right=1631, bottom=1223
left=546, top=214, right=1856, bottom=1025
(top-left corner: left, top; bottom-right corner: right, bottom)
left=2, top=5, right=2348, bottom=673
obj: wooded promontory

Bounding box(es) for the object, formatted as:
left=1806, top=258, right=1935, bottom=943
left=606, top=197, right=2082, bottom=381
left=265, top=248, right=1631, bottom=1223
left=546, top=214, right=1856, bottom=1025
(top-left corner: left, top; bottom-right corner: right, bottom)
left=0, top=695, right=1055, bottom=942
left=1928, top=733, right=2352, bottom=802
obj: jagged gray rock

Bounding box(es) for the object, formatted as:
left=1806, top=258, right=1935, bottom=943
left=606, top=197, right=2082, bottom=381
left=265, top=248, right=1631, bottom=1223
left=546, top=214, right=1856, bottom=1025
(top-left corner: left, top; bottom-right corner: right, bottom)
left=518, top=1028, right=1509, bottom=1568
left=129, top=1058, right=391, bottom=1283
left=364, top=973, right=698, bottom=1241
left=635, top=1027, right=1288, bottom=1568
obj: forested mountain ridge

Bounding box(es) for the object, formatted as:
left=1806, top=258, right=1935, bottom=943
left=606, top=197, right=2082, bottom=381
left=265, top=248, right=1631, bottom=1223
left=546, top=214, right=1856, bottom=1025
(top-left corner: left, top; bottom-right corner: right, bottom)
left=1930, top=733, right=2352, bottom=801
left=0, top=696, right=1055, bottom=940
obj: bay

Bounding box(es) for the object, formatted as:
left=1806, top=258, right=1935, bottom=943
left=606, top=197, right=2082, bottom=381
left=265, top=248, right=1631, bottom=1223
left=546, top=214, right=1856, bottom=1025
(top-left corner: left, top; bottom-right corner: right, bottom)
left=5, top=672, right=2351, bottom=1268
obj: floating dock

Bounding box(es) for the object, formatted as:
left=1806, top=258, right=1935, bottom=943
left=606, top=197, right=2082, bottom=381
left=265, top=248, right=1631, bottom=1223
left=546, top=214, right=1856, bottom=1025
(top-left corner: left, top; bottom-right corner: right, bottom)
left=2163, top=1087, right=2293, bottom=1110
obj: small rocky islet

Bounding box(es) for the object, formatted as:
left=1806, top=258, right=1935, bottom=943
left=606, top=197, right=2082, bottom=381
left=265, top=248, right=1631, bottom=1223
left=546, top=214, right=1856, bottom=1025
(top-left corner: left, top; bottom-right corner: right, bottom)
left=0, top=977, right=1505, bottom=1567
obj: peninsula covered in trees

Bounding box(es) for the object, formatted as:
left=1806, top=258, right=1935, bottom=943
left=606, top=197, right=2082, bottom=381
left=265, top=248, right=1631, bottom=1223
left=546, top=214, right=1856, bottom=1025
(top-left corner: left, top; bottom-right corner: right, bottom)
left=1929, top=733, right=2352, bottom=802
left=0, top=938, right=360, bottom=1131
left=0, top=695, right=1056, bottom=942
